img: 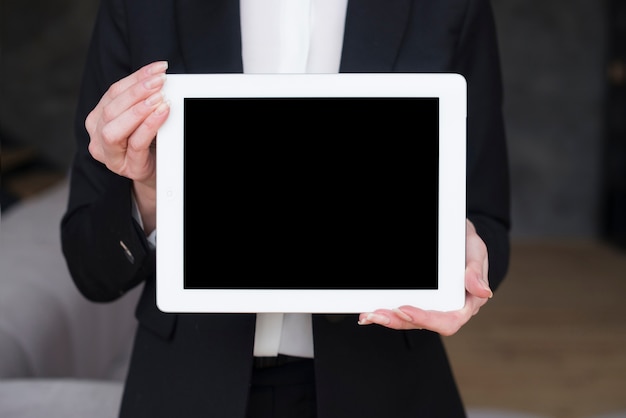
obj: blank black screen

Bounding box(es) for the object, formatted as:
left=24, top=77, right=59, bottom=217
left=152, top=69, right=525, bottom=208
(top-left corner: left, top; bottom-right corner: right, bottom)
left=183, top=98, right=438, bottom=289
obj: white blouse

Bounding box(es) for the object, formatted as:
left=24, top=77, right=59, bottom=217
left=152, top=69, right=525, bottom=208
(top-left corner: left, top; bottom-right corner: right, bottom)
left=240, top=0, right=348, bottom=357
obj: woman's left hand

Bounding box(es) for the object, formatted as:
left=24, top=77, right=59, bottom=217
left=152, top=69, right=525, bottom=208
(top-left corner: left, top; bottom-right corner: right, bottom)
left=357, top=219, right=493, bottom=336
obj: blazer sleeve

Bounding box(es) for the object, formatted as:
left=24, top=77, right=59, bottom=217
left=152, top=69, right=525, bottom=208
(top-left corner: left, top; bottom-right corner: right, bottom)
left=60, top=0, right=241, bottom=302
left=60, top=0, right=153, bottom=302
left=455, top=0, right=511, bottom=291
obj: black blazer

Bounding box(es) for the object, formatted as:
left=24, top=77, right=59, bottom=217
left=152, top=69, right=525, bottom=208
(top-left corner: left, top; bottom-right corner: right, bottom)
left=61, top=0, right=510, bottom=417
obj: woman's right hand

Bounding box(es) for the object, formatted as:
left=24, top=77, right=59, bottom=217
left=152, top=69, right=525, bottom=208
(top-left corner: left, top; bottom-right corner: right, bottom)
left=85, top=60, right=170, bottom=233
left=86, top=60, right=169, bottom=185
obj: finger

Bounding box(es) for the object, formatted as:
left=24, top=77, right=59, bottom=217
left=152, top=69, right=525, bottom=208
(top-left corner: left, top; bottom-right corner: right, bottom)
left=124, top=100, right=170, bottom=180
left=101, top=72, right=167, bottom=127
left=103, top=61, right=169, bottom=107
left=358, top=302, right=474, bottom=336
left=398, top=288, right=491, bottom=333
left=100, top=95, right=169, bottom=178
left=128, top=99, right=170, bottom=151
left=90, top=92, right=158, bottom=169
left=357, top=309, right=421, bottom=331
left=357, top=307, right=451, bottom=331
left=89, top=62, right=167, bottom=139
left=87, top=63, right=168, bottom=164
left=465, top=219, right=491, bottom=298
left=395, top=306, right=469, bottom=335
left=465, top=258, right=492, bottom=299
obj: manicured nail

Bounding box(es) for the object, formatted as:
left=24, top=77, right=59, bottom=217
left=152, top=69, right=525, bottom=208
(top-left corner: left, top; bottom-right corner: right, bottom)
left=357, top=317, right=370, bottom=325
left=365, top=313, right=390, bottom=325
left=145, top=91, right=164, bottom=106
left=481, top=277, right=493, bottom=298
left=148, top=61, right=169, bottom=74
left=144, top=73, right=166, bottom=90
left=154, top=100, right=170, bottom=115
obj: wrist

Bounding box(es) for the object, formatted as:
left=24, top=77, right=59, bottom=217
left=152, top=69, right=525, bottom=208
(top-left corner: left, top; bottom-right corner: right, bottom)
left=133, top=181, right=157, bottom=234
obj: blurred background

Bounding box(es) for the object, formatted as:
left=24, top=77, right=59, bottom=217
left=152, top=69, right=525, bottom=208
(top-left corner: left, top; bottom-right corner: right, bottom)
left=1, top=1, right=625, bottom=418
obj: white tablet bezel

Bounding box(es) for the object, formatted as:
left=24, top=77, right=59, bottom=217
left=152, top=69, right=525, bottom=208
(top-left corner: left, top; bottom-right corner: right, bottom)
left=156, top=73, right=466, bottom=313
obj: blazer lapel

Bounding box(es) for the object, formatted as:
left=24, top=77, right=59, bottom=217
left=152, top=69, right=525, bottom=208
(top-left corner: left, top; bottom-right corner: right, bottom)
left=173, top=0, right=409, bottom=73
left=168, top=0, right=416, bottom=365
left=174, top=0, right=243, bottom=73
left=341, top=0, right=412, bottom=72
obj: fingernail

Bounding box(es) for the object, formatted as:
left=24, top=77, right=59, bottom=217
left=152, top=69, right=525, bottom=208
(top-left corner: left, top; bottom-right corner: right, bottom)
left=357, top=317, right=370, bottom=325
left=148, top=61, right=169, bottom=74
left=145, top=91, right=164, bottom=106
left=366, top=312, right=390, bottom=325
left=144, top=73, right=166, bottom=90
left=481, top=278, right=493, bottom=298
left=154, top=100, right=170, bottom=115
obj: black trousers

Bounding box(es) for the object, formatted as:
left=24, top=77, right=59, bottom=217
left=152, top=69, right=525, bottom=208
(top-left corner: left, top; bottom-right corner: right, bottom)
left=246, top=358, right=316, bottom=418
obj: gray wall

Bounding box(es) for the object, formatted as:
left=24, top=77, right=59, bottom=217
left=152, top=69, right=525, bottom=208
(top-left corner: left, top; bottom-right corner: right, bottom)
left=0, top=0, right=610, bottom=239
left=1, top=0, right=97, bottom=168
left=493, top=0, right=607, bottom=238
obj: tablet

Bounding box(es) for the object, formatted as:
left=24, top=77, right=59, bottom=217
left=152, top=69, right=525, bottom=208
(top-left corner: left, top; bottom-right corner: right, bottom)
left=156, top=73, right=466, bottom=313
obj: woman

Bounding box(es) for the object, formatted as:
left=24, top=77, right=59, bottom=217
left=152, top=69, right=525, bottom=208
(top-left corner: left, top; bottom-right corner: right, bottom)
left=61, top=0, right=510, bottom=416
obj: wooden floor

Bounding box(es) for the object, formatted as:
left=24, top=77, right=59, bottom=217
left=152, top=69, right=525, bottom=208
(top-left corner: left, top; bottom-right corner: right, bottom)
left=445, top=238, right=626, bottom=418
